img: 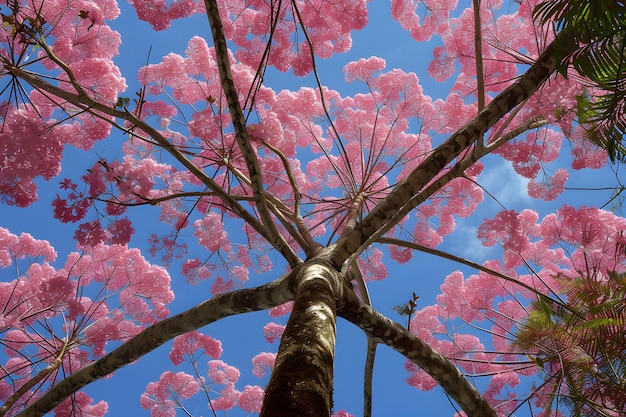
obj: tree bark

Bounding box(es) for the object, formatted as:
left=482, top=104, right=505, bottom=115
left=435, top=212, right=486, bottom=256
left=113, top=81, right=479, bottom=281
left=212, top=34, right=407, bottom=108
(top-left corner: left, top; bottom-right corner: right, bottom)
left=260, top=259, right=342, bottom=417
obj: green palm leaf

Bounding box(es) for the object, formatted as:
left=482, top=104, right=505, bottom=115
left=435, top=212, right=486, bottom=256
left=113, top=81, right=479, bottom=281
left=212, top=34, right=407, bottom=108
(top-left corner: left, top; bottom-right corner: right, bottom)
left=514, top=270, right=626, bottom=416
left=534, top=0, right=626, bottom=162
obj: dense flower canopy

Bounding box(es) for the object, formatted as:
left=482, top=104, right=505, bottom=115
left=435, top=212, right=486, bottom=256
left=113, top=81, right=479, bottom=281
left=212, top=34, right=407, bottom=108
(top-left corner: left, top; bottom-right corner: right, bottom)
left=1, top=0, right=625, bottom=416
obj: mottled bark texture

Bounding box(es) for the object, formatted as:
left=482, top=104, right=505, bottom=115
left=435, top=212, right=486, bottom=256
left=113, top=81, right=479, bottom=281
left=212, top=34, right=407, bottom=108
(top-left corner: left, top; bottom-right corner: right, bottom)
left=338, top=283, right=497, bottom=417
left=260, top=260, right=342, bottom=417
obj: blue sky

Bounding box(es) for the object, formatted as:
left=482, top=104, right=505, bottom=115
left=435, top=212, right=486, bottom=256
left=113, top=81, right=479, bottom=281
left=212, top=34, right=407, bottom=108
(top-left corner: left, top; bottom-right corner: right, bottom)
left=1, top=0, right=625, bottom=416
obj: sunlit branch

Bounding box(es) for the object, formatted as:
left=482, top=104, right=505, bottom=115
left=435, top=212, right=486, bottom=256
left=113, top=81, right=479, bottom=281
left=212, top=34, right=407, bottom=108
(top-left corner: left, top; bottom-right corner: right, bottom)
left=0, top=342, right=72, bottom=417
left=330, top=38, right=563, bottom=269
left=337, top=284, right=498, bottom=417
left=203, top=0, right=292, bottom=262
left=32, top=33, right=88, bottom=99
left=2, top=62, right=301, bottom=266
left=16, top=270, right=297, bottom=417
left=340, top=192, right=365, bottom=239
left=378, top=237, right=573, bottom=312
left=473, top=0, right=486, bottom=153
left=221, top=160, right=310, bottom=252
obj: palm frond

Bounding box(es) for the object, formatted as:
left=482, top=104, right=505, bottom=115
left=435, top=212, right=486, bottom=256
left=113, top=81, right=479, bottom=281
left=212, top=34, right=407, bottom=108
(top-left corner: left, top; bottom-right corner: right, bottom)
left=514, top=269, right=626, bottom=416
left=534, top=1, right=626, bottom=162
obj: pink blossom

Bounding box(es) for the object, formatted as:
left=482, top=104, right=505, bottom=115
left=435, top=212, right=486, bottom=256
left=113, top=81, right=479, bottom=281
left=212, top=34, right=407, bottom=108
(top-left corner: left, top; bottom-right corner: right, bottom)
left=193, top=212, right=230, bottom=252
left=0, top=107, right=63, bottom=207
left=106, top=218, right=134, bottom=245
left=181, top=258, right=213, bottom=284
left=210, top=276, right=235, bottom=295
left=0, top=228, right=57, bottom=264
left=527, top=169, right=568, bottom=201
left=251, top=352, right=276, bottom=378
left=356, top=248, right=387, bottom=281
left=129, top=0, right=201, bottom=30
left=74, top=220, right=107, bottom=247
left=389, top=244, right=413, bottom=264
left=209, top=382, right=240, bottom=410
left=55, top=392, right=108, bottom=417
left=405, top=362, right=438, bottom=391
left=207, top=360, right=240, bottom=385
left=269, top=301, right=293, bottom=318
left=263, top=322, right=285, bottom=344
left=169, top=331, right=222, bottom=365
left=391, top=0, right=455, bottom=41
left=332, top=410, right=355, bottom=417
left=344, top=57, right=386, bottom=83
left=477, top=209, right=540, bottom=268
left=225, top=0, right=367, bottom=75
left=484, top=371, right=520, bottom=414
left=141, top=371, right=199, bottom=417
left=569, top=126, right=608, bottom=169
left=238, top=385, right=264, bottom=413
left=82, top=162, right=108, bottom=198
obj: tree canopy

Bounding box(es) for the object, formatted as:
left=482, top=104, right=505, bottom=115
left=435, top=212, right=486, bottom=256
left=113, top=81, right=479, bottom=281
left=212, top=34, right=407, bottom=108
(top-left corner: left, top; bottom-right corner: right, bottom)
left=1, top=0, right=625, bottom=416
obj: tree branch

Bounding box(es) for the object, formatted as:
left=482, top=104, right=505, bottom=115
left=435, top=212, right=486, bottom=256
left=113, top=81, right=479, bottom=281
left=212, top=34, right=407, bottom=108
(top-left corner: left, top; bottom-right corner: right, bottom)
left=347, top=265, right=377, bottom=417
left=2, top=61, right=301, bottom=267
left=473, top=0, right=486, bottom=154
left=337, top=284, right=498, bottom=417
left=329, top=37, right=565, bottom=269
left=203, top=0, right=293, bottom=260
left=15, top=271, right=297, bottom=417
left=377, top=237, right=572, bottom=311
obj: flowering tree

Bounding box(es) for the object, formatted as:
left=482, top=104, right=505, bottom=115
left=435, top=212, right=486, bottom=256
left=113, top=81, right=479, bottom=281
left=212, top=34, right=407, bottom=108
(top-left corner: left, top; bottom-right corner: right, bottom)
left=1, top=0, right=625, bottom=416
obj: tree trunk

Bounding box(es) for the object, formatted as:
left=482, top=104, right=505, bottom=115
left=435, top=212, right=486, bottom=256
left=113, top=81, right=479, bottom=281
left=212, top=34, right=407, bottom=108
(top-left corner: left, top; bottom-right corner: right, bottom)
left=260, top=260, right=342, bottom=417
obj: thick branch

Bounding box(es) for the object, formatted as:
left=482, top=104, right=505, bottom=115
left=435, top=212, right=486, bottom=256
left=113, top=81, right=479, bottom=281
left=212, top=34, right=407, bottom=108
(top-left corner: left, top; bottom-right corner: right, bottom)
left=473, top=0, right=485, bottom=113
left=203, top=0, right=292, bottom=259
left=16, top=273, right=296, bottom=417
left=337, top=285, right=497, bottom=417
left=329, top=38, right=564, bottom=269
left=0, top=343, right=69, bottom=416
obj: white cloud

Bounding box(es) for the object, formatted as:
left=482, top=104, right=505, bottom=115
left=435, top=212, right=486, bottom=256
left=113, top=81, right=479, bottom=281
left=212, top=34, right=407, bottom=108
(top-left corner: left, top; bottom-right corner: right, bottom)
left=446, top=221, right=497, bottom=263
left=478, top=160, right=530, bottom=210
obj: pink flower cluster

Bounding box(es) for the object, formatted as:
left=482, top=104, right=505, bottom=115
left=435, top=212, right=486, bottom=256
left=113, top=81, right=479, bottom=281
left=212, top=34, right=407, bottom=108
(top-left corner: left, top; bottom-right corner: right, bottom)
left=0, top=228, right=173, bottom=415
